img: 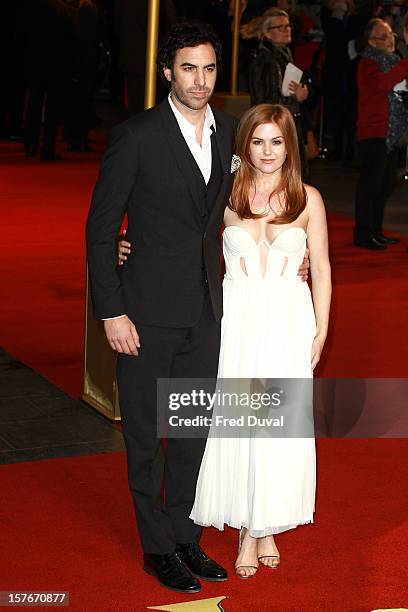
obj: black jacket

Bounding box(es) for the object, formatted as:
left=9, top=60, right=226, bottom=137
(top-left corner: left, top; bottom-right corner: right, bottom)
left=249, top=38, right=299, bottom=115
left=86, top=99, right=238, bottom=327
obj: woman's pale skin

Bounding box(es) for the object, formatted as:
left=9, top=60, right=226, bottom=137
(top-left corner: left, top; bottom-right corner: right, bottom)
left=119, top=123, right=331, bottom=577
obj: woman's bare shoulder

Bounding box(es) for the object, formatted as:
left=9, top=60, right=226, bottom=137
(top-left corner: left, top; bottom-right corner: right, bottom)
left=224, top=205, right=238, bottom=224
left=304, top=183, right=323, bottom=201
left=304, top=183, right=325, bottom=212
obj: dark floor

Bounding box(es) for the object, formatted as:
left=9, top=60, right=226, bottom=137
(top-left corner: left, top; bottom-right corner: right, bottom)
left=0, top=347, right=124, bottom=464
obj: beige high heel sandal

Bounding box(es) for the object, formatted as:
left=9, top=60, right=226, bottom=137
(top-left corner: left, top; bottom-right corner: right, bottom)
left=235, top=527, right=259, bottom=579
left=258, top=536, right=280, bottom=569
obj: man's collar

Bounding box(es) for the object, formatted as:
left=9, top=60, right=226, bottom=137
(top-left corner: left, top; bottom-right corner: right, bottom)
left=168, top=93, right=216, bottom=134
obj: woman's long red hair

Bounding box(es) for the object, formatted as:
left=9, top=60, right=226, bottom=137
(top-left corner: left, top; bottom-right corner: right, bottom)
left=229, top=104, right=307, bottom=224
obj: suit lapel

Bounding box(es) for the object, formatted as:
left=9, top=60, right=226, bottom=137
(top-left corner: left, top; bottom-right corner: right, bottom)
left=213, top=115, right=230, bottom=176
left=206, top=111, right=233, bottom=228
left=158, top=99, right=205, bottom=212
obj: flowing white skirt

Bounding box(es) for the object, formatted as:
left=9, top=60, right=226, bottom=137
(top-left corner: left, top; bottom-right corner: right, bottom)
left=190, top=277, right=317, bottom=537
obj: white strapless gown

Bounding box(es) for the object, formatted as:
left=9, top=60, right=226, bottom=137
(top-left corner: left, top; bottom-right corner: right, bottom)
left=190, top=226, right=316, bottom=537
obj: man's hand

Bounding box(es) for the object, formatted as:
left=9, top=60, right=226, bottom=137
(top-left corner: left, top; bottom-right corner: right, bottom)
left=104, top=316, right=140, bottom=355
left=289, top=81, right=308, bottom=103
left=297, top=247, right=310, bottom=282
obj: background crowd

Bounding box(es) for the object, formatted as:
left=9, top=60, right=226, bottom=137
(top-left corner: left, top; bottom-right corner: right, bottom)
left=2, top=0, right=408, bottom=247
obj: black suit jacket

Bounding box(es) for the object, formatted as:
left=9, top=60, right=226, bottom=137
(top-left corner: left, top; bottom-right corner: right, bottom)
left=86, top=99, right=238, bottom=327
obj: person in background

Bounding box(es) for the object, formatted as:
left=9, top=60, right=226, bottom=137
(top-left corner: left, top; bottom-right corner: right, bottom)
left=247, top=8, right=310, bottom=175
left=321, top=0, right=366, bottom=162
left=114, top=0, right=148, bottom=117
left=395, top=1, right=408, bottom=57
left=0, top=1, right=27, bottom=142
left=23, top=0, right=76, bottom=161
left=65, top=0, right=100, bottom=152
left=275, top=0, right=304, bottom=51
left=354, top=17, right=408, bottom=250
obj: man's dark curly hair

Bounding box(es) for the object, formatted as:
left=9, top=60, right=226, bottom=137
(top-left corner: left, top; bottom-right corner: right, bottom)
left=157, top=21, right=222, bottom=71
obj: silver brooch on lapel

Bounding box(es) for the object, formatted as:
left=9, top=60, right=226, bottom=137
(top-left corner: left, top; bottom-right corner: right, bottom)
left=230, top=154, right=241, bottom=173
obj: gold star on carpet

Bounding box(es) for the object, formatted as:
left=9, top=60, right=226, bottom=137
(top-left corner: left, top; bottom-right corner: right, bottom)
left=147, top=595, right=227, bottom=611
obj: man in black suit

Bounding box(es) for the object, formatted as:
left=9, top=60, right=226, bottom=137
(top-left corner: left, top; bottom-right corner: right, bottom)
left=86, top=22, right=237, bottom=594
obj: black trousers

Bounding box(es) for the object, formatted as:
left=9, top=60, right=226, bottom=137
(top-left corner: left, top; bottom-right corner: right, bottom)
left=116, top=292, right=221, bottom=554
left=0, top=75, right=25, bottom=138
left=24, top=79, right=65, bottom=154
left=354, top=138, right=398, bottom=241
left=65, top=77, right=93, bottom=147
left=324, top=92, right=357, bottom=162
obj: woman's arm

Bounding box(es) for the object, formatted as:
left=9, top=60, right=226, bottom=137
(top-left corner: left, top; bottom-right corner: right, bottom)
left=118, top=237, right=131, bottom=266
left=305, top=185, right=332, bottom=369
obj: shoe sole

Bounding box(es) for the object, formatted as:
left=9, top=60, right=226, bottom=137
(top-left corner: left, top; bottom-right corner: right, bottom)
left=143, top=566, right=201, bottom=593
left=191, top=573, right=228, bottom=582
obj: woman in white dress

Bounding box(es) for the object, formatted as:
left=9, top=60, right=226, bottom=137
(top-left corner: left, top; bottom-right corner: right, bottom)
left=189, top=104, right=331, bottom=577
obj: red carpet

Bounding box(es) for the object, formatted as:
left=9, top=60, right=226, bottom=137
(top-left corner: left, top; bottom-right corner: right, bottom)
left=0, top=141, right=101, bottom=396
left=1, top=141, right=408, bottom=611
left=318, top=214, right=408, bottom=378
left=0, top=441, right=407, bottom=611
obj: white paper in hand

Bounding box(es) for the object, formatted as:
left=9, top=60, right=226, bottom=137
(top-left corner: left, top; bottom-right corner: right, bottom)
left=282, top=62, right=303, bottom=97
left=394, top=78, right=408, bottom=92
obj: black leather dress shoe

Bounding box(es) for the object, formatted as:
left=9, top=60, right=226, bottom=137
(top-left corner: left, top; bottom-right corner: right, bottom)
left=143, top=552, right=201, bottom=593
left=354, top=237, right=387, bottom=251
left=176, top=543, right=228, bottom=582
left=375, top=233, right=400, bottom=245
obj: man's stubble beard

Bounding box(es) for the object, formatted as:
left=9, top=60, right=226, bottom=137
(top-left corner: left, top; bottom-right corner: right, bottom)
left=171, top=81, right=213, bottom=112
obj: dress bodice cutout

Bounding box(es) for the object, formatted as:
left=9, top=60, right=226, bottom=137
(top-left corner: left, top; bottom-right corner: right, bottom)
left=223, top=226, right=307, bottom=280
